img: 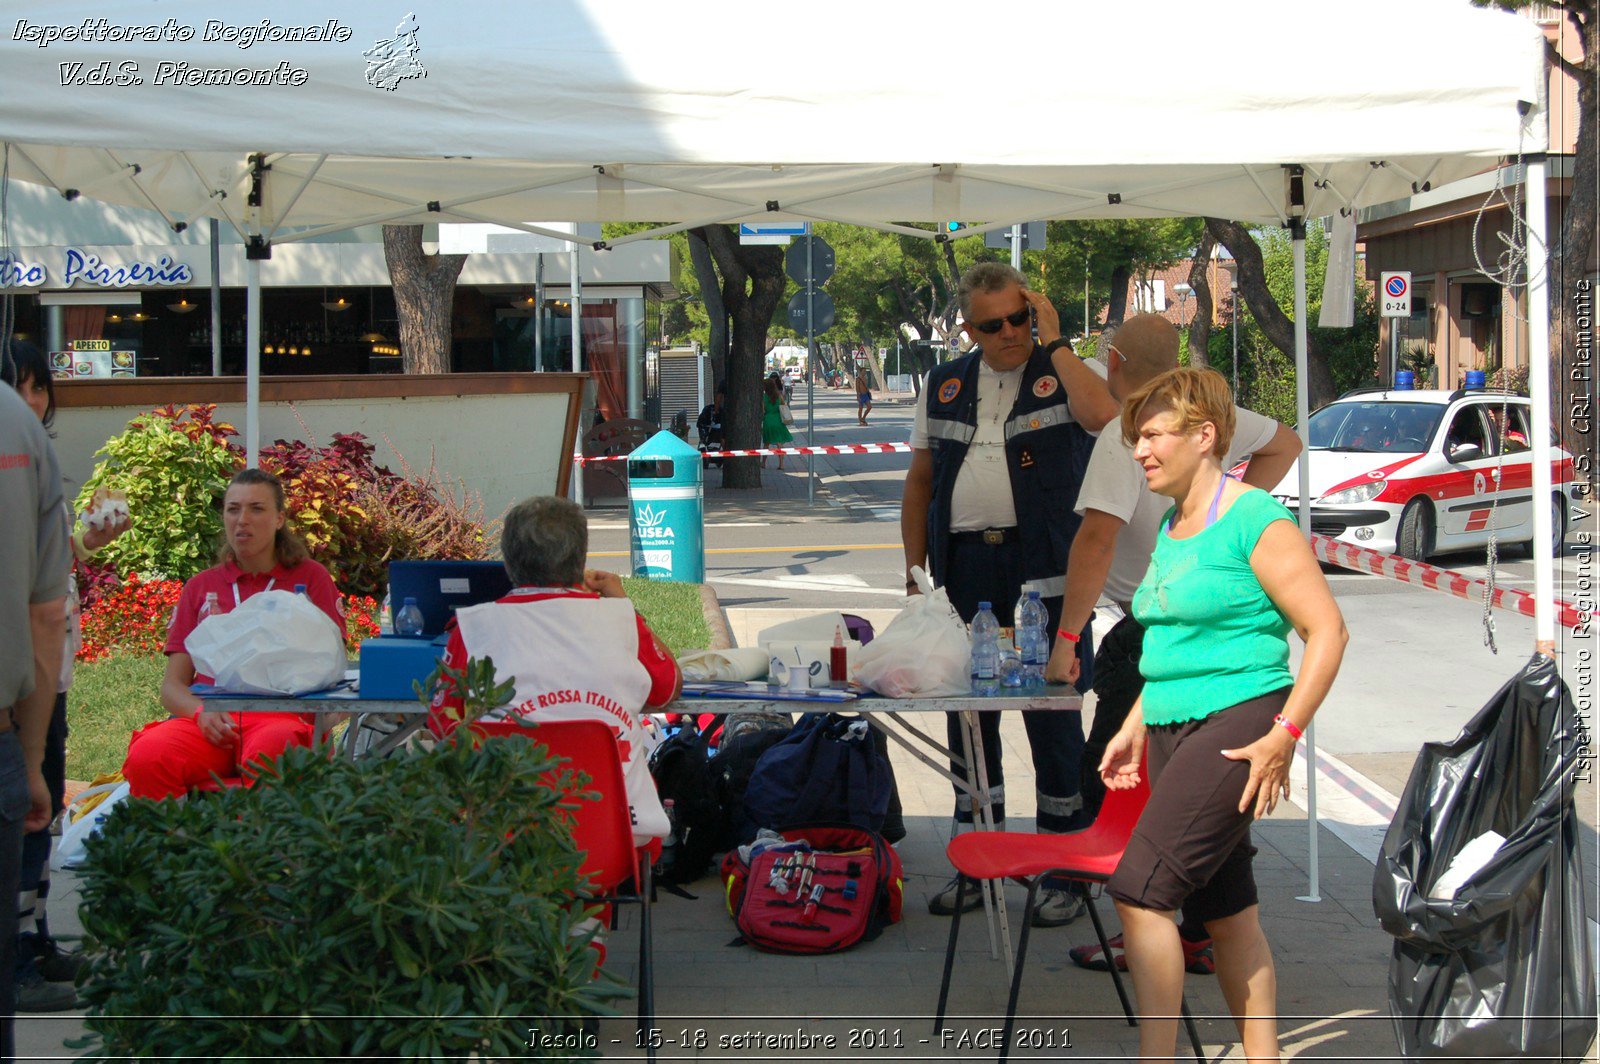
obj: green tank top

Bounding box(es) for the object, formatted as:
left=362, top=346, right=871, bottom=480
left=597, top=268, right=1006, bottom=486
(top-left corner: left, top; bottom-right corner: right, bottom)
left=1132, top=488, right=1296, bottom=726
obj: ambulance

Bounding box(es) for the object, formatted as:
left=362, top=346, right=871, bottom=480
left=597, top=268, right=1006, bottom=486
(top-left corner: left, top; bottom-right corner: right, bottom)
left=1266, top=381, right=1582, bottom=561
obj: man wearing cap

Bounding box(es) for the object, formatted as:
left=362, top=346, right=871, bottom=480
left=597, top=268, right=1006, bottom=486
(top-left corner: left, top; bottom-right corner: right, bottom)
left=901, top=261, right=1118, bottom=926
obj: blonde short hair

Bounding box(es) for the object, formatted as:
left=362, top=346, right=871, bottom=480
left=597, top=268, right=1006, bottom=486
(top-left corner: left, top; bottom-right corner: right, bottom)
left=1120, top=366, right=1236, bottom=458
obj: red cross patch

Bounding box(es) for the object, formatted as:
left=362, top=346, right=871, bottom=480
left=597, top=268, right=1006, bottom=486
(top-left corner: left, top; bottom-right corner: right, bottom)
left=1033, top=376, right=1059, bottom=399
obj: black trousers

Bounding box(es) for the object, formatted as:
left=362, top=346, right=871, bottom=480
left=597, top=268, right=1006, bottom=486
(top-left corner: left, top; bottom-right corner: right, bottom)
left=940, top=537, right=1090, bottom=833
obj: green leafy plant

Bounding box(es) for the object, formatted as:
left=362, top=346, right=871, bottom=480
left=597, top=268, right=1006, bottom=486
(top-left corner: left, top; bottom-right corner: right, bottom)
left=75, top=405, right=240, bottom=582
left=74, top=695, right=624, bottom=1059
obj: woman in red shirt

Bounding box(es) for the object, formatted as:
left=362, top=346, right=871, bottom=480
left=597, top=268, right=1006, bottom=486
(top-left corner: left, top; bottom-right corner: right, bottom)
left=122, top=469, right=345, bottom=799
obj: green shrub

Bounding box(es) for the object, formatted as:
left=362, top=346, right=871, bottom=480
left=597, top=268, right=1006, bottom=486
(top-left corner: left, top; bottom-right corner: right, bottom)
left=76, top=405, right=239, bottom=582
left=75, top=735, right=625, bottom=1060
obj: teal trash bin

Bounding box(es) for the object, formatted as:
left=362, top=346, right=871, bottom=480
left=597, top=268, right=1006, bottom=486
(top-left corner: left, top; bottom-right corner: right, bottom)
left=627, top=430, right=705, bottom=582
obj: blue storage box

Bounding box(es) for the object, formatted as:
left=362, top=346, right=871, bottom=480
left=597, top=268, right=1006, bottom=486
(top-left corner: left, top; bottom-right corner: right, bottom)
left=358, top=635, right=448, bottom=700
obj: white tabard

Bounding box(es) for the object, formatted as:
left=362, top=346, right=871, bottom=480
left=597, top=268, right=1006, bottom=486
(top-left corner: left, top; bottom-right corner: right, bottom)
left=455, top=595, right=669, bottom=843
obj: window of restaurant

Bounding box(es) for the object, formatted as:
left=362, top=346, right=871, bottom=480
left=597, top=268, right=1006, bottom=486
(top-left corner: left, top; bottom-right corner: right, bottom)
left=493, top=291, right=650, bottom=421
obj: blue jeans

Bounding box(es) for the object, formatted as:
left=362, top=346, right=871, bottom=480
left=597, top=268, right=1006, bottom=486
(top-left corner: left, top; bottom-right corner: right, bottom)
left=0, top=727, right=34, bottom=1057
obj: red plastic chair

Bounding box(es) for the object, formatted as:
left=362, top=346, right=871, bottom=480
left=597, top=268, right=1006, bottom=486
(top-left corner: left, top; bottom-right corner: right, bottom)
left=470, top=719, right=658, bottom=1058
left=933, top=766, right=1206, bottom=1063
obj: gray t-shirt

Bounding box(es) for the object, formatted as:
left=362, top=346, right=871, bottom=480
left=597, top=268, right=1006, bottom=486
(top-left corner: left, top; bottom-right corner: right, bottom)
left=0, top=386, right=70, bottom=710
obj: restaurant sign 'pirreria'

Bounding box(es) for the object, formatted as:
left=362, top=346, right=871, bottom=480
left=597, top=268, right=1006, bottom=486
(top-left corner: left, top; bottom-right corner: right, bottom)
left=0, top=249, right=193, bottom=288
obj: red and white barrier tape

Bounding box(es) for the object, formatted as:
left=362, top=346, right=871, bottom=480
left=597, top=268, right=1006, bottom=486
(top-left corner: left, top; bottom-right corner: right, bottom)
left=576, top=442, right=913, bottom=464
left=1311, top=533, right=1586, bottom=632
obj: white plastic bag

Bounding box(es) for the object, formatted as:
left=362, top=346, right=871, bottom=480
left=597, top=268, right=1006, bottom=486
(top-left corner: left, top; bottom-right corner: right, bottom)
left=52, top=780, right=129, bottom=871
left=853, top=566, right=971, bottom=697
left=185, top=589, right=346, bottom=695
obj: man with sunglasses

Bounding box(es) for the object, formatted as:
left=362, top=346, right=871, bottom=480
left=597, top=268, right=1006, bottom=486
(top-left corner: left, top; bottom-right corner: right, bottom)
left=902, top=261, right=1118, bottom=925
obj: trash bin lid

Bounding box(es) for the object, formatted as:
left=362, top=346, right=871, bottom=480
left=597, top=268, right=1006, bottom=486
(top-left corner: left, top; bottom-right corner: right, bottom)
left=627, top=429, right=704, bottom=485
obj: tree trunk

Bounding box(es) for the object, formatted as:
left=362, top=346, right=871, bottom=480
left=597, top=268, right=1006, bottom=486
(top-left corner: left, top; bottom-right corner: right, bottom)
left=1205, top=217, right=1336, bottom=409
left=1104, top=263, right=1132, bottom=328
left=687, top=228, right=728, bottom=387
left=382, top=225, right=467, bottom=375
left=1550, top=1, right=1598, bottom=458
left=1185, top=230, right=1216, bottom=367
left=699, top=225, right=787, bottom=489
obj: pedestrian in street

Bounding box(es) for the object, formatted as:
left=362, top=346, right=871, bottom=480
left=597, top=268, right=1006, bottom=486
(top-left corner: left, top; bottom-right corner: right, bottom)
left=855, top=371, right=873, bottom=426
left=0, top=340, right=71, bottom=1058
left=761, top=373, right=792, bottom=470
left=1041, top=314, right=1301, bottom=977
left=1099, top=366, right=1346, bottom=1063
left=900, top=261, right=1119, bottom=926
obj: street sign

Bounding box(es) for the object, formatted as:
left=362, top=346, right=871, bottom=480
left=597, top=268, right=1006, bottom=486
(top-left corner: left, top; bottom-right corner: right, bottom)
left=984, top=221, right=1047, bottom=251
left=787, top=290, right=835, bottom=333
left=784, top=235, right=835, bottom=286
left=739, top=222, right=808, bottom=245
left=1380, top=271, right=1412, bottom=317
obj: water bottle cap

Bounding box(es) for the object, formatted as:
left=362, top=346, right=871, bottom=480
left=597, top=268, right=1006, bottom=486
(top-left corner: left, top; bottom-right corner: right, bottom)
left=977, top=601, right=991, bottom=610
left=404, top=597, right=417, bottom=605
left=1027, top=590, right=1041, bottom=600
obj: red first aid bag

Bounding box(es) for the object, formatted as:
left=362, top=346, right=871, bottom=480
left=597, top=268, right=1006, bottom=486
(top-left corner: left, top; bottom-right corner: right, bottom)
left=720, top=824, right=903, bottom=954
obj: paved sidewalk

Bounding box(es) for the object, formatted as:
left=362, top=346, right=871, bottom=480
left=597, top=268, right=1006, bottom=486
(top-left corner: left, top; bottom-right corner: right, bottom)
left=584, top=605, right=1413, bottom=1061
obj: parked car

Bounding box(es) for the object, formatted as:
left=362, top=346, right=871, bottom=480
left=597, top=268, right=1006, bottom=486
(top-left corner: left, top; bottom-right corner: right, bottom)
left=1264, top=385, right=1581, bottom=561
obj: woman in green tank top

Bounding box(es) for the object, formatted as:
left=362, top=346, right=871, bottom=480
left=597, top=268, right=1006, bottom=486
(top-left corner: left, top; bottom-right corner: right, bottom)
left=1098, top=368, right=1347, bottom=1064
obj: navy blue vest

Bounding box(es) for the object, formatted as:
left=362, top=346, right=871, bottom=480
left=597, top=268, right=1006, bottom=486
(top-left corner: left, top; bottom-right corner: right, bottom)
left=922, top=346, right=1095, bottom=597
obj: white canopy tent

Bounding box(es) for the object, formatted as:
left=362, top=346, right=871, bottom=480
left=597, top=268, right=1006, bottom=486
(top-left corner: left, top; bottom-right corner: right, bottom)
left=1, top=0, right=1558, bottom=895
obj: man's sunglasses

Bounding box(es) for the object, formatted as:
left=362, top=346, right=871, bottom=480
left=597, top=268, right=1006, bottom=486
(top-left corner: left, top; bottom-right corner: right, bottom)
left=970, top=306, right=1032, bottom=335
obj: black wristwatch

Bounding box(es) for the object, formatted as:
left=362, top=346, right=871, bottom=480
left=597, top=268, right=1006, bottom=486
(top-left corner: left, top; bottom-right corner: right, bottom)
left=1042, top=337, right=1073, bottom=357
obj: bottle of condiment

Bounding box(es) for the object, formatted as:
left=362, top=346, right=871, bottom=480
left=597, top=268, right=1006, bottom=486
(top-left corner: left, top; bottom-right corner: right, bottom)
left=830, top=625, right=849, bottom=688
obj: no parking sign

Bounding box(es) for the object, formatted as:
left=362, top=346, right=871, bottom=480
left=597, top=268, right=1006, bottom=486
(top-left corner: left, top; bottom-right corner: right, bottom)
left=1381, top=271, right=1412, bottom=317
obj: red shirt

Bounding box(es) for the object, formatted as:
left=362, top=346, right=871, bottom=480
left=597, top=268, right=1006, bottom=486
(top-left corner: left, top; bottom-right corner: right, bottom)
left=428, top=587, right=679, bottom=736
left=165, top=558, right=346, bottom=676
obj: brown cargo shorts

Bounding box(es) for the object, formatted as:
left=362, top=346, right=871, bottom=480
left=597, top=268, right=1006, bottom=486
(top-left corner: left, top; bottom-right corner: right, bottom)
left=1106, top=687, right=1292, bottom=924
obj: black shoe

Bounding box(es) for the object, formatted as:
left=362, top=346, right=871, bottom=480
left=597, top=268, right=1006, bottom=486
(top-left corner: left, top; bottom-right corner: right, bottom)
left=15, top=966, right=77, bottom=1012
left=34, top=939, right=87, bottom=984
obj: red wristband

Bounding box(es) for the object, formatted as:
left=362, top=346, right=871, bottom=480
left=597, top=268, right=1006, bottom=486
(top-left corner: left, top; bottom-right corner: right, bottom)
left=1055, top=628, right=1081, bottom=644
left=1273, top=714, right=1304, bottom=741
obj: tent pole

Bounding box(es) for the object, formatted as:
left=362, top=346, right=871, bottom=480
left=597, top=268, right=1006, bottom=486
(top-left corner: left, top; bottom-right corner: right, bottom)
left=245, top=255, right=261, bottom=468
left=1524, top=156, right=1556, bottom=653
left=570, top=242, right=585, bottom=507
left=1291, top=218, right=1322, bottom=903
left=209, top=219, right=222, bottom=377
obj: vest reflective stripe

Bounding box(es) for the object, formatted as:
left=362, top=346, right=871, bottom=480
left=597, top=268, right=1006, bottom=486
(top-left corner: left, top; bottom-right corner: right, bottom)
left=925, top=416, right=975, bottom=444
left=1004, top=402, right=1074, bottom=442
left=1022, top=575, right=1066, bottom=599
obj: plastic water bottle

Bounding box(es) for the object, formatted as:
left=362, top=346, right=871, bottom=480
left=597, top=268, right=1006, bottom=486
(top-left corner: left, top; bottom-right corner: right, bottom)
left=1017, top=591, right=1050, bottom=689
left=199, top=591, right=221, bottom=620
left=294, top=583, right=307, bottom=597
left=997, top=629, right=1024, bottom=689
left=970, top=602, right=1000, bottom=697
left=661, top=799, right=678, bottom=853
left=395, top=596, right=425, bottom=638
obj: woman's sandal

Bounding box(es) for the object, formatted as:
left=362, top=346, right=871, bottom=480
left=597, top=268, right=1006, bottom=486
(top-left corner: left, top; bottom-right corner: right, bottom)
left=1068, top=932, right=1216, bottom=975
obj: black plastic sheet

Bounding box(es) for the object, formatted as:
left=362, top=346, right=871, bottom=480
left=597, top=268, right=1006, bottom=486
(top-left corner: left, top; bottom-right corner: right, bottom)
left=1373, top=654, right=1596, bottom=1061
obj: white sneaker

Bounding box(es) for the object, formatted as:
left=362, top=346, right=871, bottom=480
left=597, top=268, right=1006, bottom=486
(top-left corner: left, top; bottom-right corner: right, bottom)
left=1031, top=887, right=1086, bottom=927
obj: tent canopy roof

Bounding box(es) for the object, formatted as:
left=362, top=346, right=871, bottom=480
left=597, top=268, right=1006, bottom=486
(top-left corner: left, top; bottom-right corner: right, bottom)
left=0, top=0, right=1548, bottom=243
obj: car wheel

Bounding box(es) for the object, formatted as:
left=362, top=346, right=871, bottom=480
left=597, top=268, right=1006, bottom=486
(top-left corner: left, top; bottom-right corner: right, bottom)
left=1396, top=498, right=1434, bottom=561
left=1514, top=494, right=1568, bottom=559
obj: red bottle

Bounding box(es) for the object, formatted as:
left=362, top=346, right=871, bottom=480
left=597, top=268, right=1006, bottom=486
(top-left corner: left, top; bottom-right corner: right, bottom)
left=830, top=625, right=849, bottom=688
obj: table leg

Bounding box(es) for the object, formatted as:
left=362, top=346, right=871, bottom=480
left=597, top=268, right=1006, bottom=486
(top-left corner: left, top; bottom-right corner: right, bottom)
left=959, top=709, right=1014, bottom=970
